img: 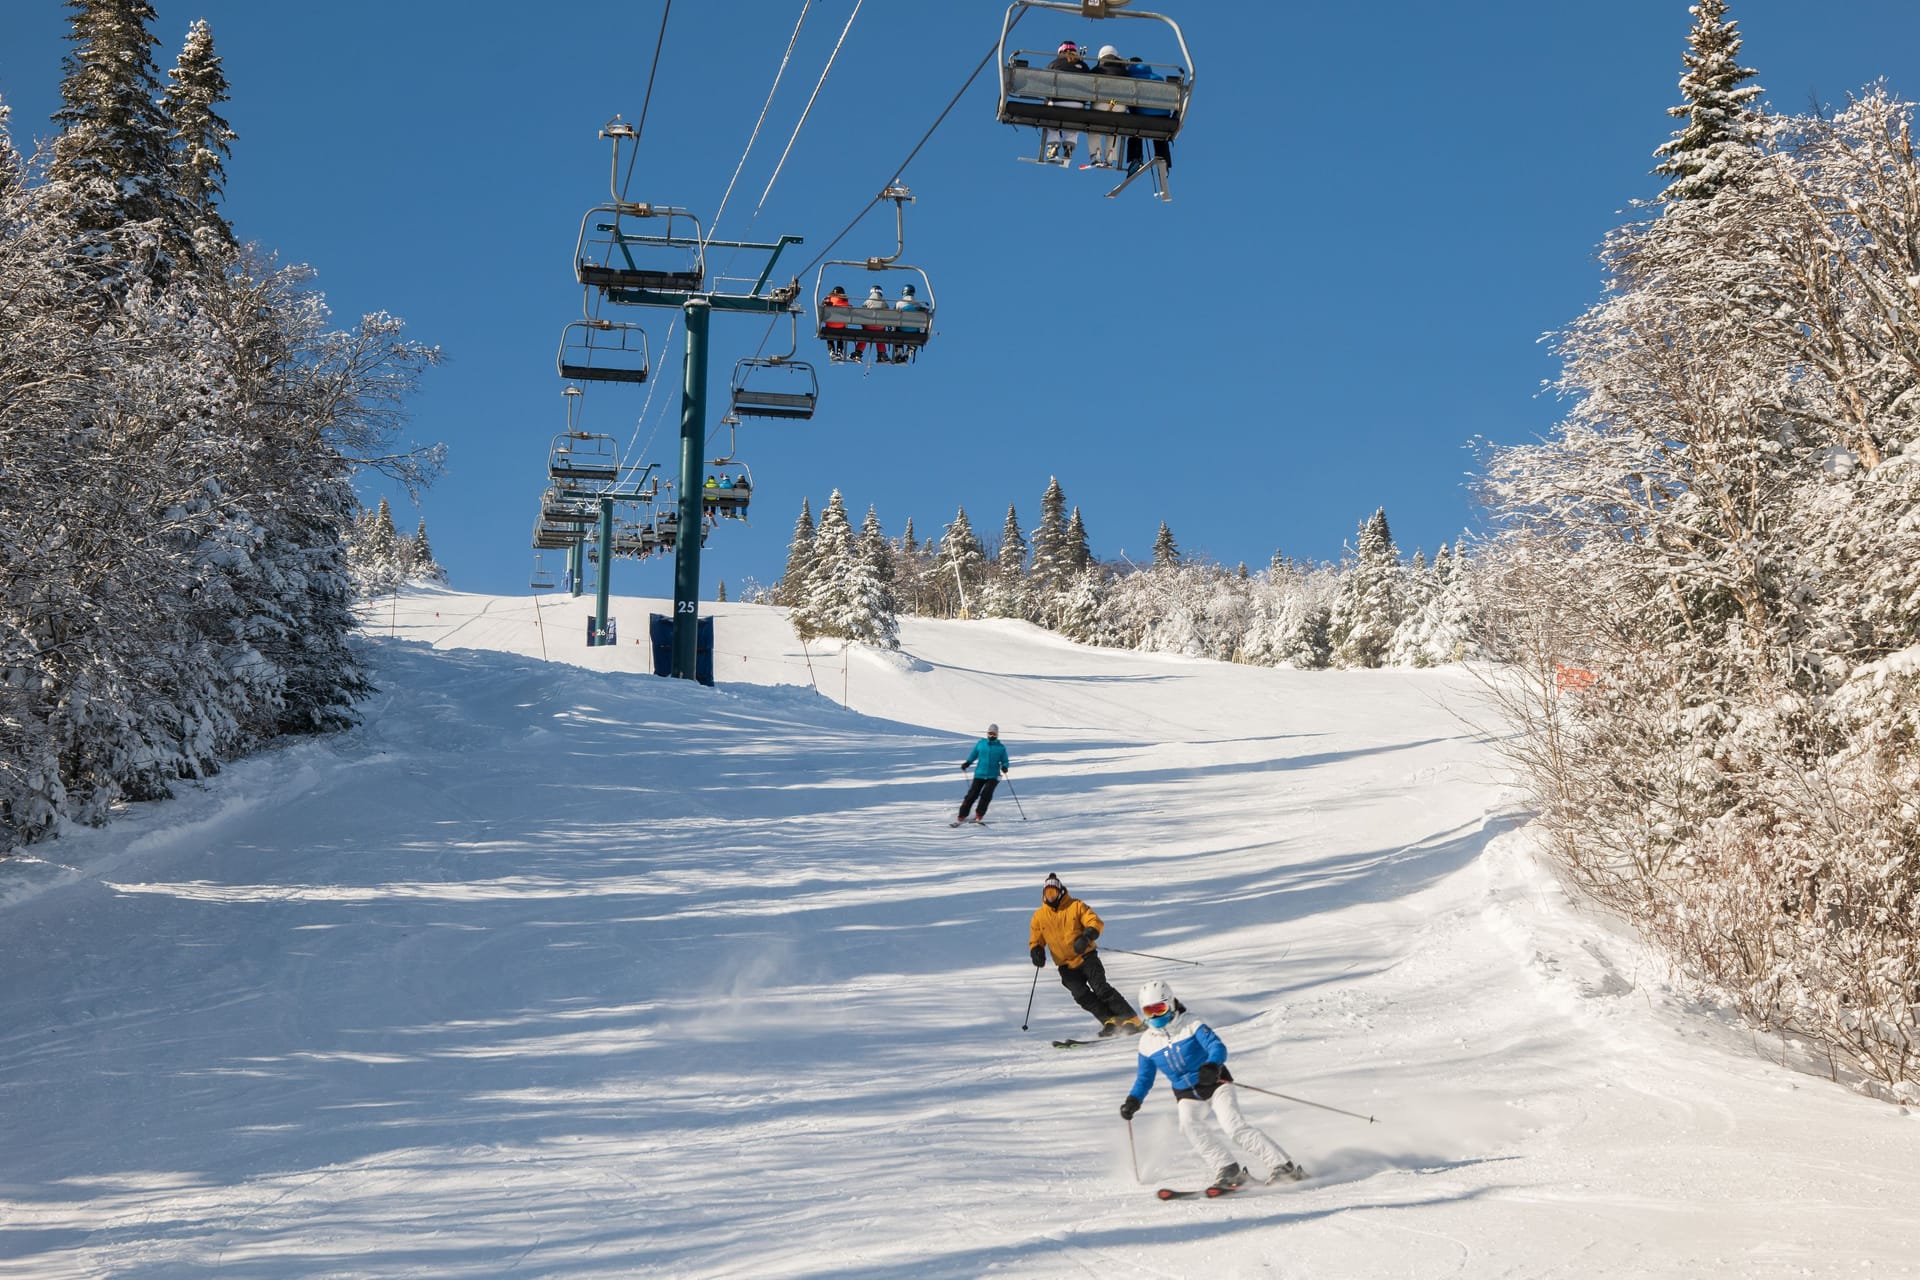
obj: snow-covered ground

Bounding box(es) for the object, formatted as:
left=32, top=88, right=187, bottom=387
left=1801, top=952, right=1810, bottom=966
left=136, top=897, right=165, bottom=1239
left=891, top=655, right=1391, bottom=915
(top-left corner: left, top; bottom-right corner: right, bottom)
left=2, top=586, right=1916, bottom=1279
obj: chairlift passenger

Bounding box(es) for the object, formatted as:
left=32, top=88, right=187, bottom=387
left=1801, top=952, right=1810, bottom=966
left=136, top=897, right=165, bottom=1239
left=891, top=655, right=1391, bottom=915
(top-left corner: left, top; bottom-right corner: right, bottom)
left=1126, top=56, right=1174, bottom=175
left=1043, top=41, right=1090, bottom=164
left=854, top=285, right=889, bottom=364
left=1087, top=45, right=1131, bottom=170
left=823, top=285, right=851, bottom=361
left=892, top=285, right=926, bottom=364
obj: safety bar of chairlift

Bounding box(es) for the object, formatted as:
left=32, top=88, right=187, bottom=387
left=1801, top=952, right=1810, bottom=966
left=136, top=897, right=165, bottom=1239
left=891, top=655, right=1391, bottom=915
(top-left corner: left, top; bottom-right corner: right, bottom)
left=998, top=1, right=1195, bottom=66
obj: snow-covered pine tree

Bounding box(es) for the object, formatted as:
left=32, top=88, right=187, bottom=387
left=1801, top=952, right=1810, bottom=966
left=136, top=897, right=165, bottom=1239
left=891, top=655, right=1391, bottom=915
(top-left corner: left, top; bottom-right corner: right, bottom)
left=48, top=0, right=187, bottom=284
left=1653, top=0, right=1763, bottom=204
left=350, top=497, right=406, bottom=592
left=781, top=497, right=815, bottom=609
left=792, top=493, right=851, bottom=641
left=410, top=517, right=447, bottom=584
left=984, top=504, right=1029, bottom=619
left=716, top=580, right=727, bottom=602
left=935, top=506, right=987, bottom=619
left=796, top=491, right=899, bottom=649
left=1329, top=508, right=1404, bottom=668
left=1064, top=506, right=1091, bottom=571
left=1028, top=476, right=1070, bottom=616
left=160, top=17, right=236, bottom=253
left=1151, top=521, right=1180, bottom=569
left=860, top=506, right=895, bottom=591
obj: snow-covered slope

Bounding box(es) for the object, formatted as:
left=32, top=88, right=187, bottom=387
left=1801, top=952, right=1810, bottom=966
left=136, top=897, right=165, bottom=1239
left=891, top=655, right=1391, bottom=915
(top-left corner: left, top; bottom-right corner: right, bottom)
left=1, top=587, right=1915, bottom=1278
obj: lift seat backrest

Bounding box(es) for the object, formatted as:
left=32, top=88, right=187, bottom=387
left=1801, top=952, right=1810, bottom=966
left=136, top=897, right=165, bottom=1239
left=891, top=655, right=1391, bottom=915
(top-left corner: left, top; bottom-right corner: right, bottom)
left=558, top=359, right=650, bottom=385
left=819, top=303, right=933, bottom=344
left=550, top=461, right=621, bottom=483
left=577, top=262, right=706, bottom=294
left=1000, top=67, right=1183, bottom=139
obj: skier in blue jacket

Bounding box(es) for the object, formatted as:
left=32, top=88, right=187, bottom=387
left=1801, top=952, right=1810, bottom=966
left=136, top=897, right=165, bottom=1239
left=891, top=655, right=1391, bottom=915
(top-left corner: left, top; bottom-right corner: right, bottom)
left=955, top=724, right=1009, bottom=824
left=1118, top=980, right=1304, bottom=1190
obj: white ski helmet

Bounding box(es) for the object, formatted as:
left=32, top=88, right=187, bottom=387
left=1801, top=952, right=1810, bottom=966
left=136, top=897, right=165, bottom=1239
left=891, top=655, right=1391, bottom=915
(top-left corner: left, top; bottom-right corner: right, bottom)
left=1139, top=980, right=1177, bottom=1027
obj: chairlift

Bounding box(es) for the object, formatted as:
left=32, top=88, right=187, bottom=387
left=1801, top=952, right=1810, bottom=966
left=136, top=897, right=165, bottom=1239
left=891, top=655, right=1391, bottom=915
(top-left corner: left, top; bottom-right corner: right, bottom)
left=541, top=488, right=599, bottom=526
left=530, top=554, right=558, bottom=590
left=996, top=1, right=1192, bottom=201
left=812, top=185, right=935, bottom=366
left=700, top=461, right=755, bottom=521
left=729, top=311, right=818, bottom=419
left=573, top=123, right=706, bottom=295
left=532, top=515, right=581, bottom=550
left=548, top=431, right=621, bottom=487
left=558, top=319, right=650, bottom=383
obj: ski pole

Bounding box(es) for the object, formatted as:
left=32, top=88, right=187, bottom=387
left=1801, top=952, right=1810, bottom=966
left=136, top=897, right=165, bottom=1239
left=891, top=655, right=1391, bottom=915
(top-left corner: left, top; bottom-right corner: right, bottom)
left=1002, top=775, right=1027, bottom=821
left=1229, top=1081, right=1377, bottom=1124
left=1126, top=1117, right=1141, bottom=1184
left=1020, top=963, right=1041, bottom=1030
left=1098, top=945, right=1203, bottom=967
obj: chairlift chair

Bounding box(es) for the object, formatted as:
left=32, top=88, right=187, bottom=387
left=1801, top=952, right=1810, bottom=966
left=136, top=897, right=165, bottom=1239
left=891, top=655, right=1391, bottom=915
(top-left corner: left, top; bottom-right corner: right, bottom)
left=813, top=185, right=936, bottom=364
left=558, top=320, right=650, bottom=383
left=700, top=462, right=755, bottom=519
left=530, top=554, right=558, bottom=590
left=541, top=488, right=599, bottom=526
left=729, top=311, right=819, bottom=419
left=575, top=203, right=706, bottom=296
left=532, top=515, right=580, bottom=550
left=997, top=1, right=1191, bottom=199
left=548, top=431, right=622, bottom=487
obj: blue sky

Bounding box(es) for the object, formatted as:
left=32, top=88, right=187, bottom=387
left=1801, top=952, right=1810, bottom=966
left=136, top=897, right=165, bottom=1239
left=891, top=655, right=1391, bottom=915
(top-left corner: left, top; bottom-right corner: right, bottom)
left=5, top=1, right=1920, bottom=597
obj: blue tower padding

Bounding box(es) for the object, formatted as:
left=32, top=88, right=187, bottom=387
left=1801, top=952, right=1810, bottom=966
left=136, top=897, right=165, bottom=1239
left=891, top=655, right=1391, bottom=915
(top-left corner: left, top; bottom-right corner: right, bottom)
left=650, top=613, right=713, bottom=685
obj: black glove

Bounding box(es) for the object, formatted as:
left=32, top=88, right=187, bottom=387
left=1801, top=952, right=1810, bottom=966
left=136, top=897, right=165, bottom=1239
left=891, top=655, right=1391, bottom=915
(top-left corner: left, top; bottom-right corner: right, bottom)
left=1195, top=1061, right=1222, bottom=1099
left=1119, top=1096, right=1141, bottom=1121
left=1030, top=945, right=1045, bottom=967
left=1072, top=927, right=1098, bottom=955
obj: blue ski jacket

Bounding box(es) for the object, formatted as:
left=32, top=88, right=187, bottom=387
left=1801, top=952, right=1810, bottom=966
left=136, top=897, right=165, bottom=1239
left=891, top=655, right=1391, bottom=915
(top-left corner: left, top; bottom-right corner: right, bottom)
left=1128, top=1014, right=1227, bottom=1100
left=965, top=737, right=1009, bottom=780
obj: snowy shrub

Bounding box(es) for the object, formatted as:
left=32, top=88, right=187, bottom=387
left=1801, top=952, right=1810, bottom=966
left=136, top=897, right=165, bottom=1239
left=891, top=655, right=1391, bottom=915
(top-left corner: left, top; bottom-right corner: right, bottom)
left=1483, top=90, right=1920, bottom=1093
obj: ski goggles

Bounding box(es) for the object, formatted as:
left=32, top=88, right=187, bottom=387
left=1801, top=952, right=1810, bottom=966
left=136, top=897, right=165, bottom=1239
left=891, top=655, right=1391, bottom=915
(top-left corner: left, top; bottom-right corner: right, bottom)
left=1141, top=1001, right=1170, bottom=1019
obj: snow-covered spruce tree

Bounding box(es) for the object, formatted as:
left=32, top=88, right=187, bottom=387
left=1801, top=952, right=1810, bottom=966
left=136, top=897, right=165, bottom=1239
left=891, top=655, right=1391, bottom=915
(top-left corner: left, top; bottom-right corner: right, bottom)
left=859, top=505, right=895, bottom=595
left=160, top=17, right=235, bottom=252
left=1388, top=541, right=1482, bottom=667
left=1328, top=509, right=1404, bottom=669
left=1027, top=476, right=1070, bottom=621
left=795, top=491, right=898, bottom=649
left=1653, top=0, right=1763, bottom=205
left=410, top=518, right=448, bottom=584
left=1151, top=520, right=1180, bottom=569
left=934, top=506, right=987, bottom=619
left=1484, top=92, right=1920, bottom=1094
left=982, top=504, right=1029, bottom=619
left=779, top=497, right=815, bottom=611
left=47, top=0, right=189, bottom=286
left=1064, top=506, right=1091, bottom=572
left=349, top=497, right=407, bottom=593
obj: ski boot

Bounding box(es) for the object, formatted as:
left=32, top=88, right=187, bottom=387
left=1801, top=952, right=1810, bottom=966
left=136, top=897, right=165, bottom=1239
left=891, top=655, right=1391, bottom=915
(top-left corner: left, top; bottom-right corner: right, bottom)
left=1120, top=1016, right=1146, bottom=1035
left=1264, top=1161, right=1306, bottom=1184
left=1097, top=1018, right=1122, bottom=1038
left=1209, top=1163, right=1247, bottom=1192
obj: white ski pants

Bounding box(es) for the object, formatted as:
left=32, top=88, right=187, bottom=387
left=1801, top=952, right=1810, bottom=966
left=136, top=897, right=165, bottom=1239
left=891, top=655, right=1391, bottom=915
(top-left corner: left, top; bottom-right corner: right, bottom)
left=1176, top=1085, right=1292, bottom=1179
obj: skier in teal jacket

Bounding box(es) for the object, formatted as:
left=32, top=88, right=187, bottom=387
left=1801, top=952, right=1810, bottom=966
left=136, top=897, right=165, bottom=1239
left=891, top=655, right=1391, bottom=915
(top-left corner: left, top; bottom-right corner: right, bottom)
left=955, top=724, right=1010, bottom=823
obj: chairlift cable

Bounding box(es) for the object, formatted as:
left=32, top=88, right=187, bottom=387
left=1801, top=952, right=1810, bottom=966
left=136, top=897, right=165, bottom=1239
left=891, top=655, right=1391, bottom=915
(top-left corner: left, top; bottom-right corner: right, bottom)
left=795, top=8, right=1027, bottom=280
left=620, top=0, right=676, bottom=202
left=701, top=0, right=813, bottom=259
left=749, top=0, right=862, bottom=222
left=622, top=313, right=681, bottom=466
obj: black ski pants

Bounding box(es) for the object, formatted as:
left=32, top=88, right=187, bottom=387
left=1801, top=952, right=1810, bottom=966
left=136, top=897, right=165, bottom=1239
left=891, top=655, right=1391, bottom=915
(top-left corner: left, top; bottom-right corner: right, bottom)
left=958, top=776, right=1000, bottom=820
left=1058, top=951, right=1135, bottom=1025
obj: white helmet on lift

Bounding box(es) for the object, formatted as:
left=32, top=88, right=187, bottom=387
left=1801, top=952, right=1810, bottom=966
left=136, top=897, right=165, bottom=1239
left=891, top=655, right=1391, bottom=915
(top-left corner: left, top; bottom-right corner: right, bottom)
left=1139, top=980, right=1177, bottom=1028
